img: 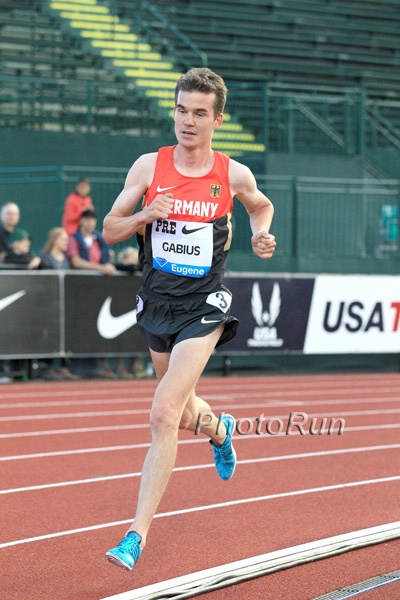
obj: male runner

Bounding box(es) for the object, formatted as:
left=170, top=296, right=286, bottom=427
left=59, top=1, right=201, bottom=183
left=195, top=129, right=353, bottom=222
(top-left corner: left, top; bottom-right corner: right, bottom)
left=103, top=67, right=276, bottom=570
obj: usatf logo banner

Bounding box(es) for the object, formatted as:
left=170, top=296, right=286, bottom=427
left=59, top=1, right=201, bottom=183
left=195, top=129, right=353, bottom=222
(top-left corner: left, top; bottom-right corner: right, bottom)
left=304, top=275, right=400, bottom=353
left=220, top=276, right=315, bottom=352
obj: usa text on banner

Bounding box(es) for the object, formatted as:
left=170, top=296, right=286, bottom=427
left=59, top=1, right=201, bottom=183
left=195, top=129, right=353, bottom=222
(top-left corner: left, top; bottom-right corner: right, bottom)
left=304, top=275, right=400, bottom=354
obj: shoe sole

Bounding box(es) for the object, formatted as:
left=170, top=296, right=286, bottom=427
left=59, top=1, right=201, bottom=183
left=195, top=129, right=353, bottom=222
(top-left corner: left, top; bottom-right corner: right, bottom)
left=224, top=444, right=237, bottom=480
left=105, top=552, right=133, bottom=571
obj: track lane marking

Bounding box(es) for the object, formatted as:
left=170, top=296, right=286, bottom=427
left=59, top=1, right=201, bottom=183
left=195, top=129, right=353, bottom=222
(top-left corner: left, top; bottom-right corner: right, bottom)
left=1, top=420, right=400, bottom=441
left=1, top=475, right=400, bottom=549
left=2, top=406, right=400, bottom=423
left=1, top=381, right=400, bottom=406
left=1, top=395, right=399, bottom=419
left=1, top=443, right=400, bottom=495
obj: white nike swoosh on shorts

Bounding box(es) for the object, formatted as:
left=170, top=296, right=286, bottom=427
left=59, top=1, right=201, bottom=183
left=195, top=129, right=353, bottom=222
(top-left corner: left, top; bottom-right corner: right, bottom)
left=97, top=297, right=137, bottom=339
left=156, top=185, right=177, bottom=193
left=201, top=317, right=223, bottom=324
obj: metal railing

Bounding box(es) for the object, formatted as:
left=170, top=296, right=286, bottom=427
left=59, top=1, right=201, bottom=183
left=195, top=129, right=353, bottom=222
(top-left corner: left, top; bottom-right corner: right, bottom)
left=1, top=166, right=398, bottom=273
left=134, top=0, right=208, bottom=69
left=2, top=76, right=399, bottom=172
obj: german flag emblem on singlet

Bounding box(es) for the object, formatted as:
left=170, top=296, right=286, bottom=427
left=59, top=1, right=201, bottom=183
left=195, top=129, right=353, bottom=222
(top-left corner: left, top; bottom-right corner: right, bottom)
left=210, top=184, right=221, bottom=198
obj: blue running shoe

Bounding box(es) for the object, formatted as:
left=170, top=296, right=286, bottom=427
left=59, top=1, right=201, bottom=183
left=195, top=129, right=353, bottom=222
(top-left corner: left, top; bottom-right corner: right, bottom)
left=210, top=414, right=237, bottom=480
left=105, top=531, right=142, bottom=571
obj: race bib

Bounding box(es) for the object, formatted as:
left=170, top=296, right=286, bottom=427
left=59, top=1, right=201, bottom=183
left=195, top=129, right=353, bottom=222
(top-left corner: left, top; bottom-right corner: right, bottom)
left=151, top=219, right=213, bottom=278
left=206, top=290, right=232, bottom=314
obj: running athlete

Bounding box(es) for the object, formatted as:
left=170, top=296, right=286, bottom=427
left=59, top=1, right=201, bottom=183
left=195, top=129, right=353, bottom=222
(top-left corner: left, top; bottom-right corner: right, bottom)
left=103, top=67, right=276, bottom=571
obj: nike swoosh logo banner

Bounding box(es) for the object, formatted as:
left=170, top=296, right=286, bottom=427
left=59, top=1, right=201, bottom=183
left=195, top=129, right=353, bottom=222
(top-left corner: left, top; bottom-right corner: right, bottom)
left=0, top=290, right=26, bottom=312
left=64, top=274, right=147, bottom=354
left=97, top=296, right=137, bottom=339
left=156, top=185, right=177, bottom=193
left=0, top=275, right=60, bottom=356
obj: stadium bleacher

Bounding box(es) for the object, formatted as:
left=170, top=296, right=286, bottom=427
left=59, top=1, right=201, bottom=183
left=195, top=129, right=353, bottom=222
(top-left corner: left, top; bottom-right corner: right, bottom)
left=145, top=0, right=400, bottom=94
left=0, top=0, right=172, bottom=135
left=0, top=0, right=400, bottom=163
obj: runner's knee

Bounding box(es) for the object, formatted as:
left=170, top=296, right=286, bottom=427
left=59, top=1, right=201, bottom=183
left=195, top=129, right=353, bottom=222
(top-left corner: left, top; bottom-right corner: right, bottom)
left=150, top=404, right=180, bottom=434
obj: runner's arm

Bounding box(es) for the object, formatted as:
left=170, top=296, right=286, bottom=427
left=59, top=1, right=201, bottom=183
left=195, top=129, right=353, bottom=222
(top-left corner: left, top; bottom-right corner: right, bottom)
left=229, top=160, right=276, bottom=259
left=102, top=153, right=174, bottom=245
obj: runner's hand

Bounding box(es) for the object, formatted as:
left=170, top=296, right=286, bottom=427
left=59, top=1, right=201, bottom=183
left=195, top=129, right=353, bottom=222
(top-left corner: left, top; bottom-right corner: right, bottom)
left=251, top=231, right=276, bottom=259
left=143, top=193, right=174, bottom=222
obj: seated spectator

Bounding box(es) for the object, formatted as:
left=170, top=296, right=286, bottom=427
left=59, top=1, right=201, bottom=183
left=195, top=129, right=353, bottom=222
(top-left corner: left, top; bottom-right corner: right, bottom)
left=67, top=209, right=116, bottom=275
left=62, top=178, right=94, bottom=235
left=39, top=227, right=78, bottom=379
left=0, top=202, right=20, bottom=262
left=40, top=227, right=71, bottom=269
left=115, top=245, right=141, bottom=273
left=0, top=203, right=22, bottom=380
left=4, top=228, right=41, bottom=269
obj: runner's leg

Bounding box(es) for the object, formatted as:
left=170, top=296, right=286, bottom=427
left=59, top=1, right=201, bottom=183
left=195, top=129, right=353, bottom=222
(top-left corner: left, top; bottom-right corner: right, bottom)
left=151, top=348, right=227, bottom=444
left=128, top=326, right=224, bottom=546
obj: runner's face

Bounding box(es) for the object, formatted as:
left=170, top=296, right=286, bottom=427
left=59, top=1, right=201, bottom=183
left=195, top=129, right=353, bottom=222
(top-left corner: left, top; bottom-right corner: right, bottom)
left=174, top=90, right=223, bottom=148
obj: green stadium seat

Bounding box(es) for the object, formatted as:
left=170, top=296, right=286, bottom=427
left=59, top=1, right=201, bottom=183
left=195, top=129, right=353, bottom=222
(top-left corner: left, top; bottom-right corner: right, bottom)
left=0, top=0, right=399, bottom=163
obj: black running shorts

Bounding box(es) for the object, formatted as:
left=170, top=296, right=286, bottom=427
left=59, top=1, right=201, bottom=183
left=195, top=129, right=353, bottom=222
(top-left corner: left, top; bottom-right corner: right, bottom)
left=136, top=285, right=239, bottom=353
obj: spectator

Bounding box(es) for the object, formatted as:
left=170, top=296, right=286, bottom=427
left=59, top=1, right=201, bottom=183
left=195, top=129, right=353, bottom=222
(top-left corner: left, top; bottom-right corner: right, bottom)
left=62, top=178, right=94, bottom=235
left=115, top=245, right=141, bottom=273
left=67, top=208, right=115, bottom=379
left=0, top=202, right=20, bottom=262
left=4, top=228, right=41, bottom=269
left=0, top=203, right=22, bottom=380
left=67, top=208, right=116, bottom=275
left=40, top=227, right=71, bottom=269
left=39, top=227, right=78, bottom=380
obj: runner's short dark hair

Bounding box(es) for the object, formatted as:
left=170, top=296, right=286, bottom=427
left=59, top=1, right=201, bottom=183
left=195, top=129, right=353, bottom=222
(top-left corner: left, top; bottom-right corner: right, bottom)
left=175, top=68, right=228, bottom=117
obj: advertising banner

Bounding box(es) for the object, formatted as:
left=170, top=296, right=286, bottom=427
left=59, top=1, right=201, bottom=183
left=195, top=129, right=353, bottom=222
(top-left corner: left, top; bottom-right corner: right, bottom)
left=0, top=272, right=60, bottom=357
left=64, top=273, right=148, bottom=355
left=303, top=275, right=400, bottom=353
left=220, top=275, right=315, bottom=353
left=1, top=272, right=400, bottom=358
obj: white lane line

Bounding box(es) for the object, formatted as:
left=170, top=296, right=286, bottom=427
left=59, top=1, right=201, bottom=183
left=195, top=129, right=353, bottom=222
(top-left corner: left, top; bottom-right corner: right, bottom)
left=0, top=409, right=149, bottom=421
left=1, top=475, right=399, bottom=549
left=1, top=412, right=399, bottom=440
left=1, top=442, right=152, bottom=461
left=2, top=406, right=400, bottom=424
left=1, top=382, right=400, bottom=406
left=2, top=444, right=400, bottom=495
left=0, top=390, right=155, bottom=403
left=0, top=396, right=154, bottom=409
left=0, top=423, right=148, bottom=438
left=1, top=394, right=399, bottom=417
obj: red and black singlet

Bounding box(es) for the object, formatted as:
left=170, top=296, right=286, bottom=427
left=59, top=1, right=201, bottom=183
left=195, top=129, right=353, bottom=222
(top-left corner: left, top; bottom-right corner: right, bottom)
left=138, top=146, right=234, bottom=296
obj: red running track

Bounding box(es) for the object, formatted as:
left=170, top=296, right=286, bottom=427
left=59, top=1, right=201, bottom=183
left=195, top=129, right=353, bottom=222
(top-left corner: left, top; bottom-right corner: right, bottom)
left=1, top=372, right=400, bottom=599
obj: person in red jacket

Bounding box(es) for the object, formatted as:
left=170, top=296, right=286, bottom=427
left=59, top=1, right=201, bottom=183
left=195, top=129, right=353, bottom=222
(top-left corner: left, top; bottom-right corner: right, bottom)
left=62, top=178, right=94, bottom=235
